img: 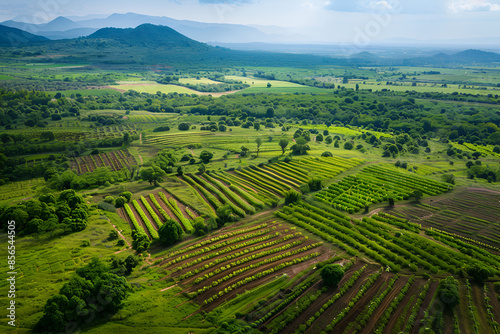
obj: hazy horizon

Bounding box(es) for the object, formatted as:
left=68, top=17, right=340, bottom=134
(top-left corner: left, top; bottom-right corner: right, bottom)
left=1, top=0, right=500, bottom=45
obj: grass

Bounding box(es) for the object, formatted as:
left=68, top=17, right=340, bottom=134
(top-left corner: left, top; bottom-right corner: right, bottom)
left=113, top=83, right=200, bottom=95
left=0, top=209, right=127, bottom=331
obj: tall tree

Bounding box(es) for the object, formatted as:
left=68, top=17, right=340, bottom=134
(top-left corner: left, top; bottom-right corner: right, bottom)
left=255, top=137, right=263, bottom=157
left=279, top=138, right=289, bottom=155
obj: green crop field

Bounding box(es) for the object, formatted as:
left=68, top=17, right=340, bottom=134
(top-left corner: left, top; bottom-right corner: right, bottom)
left=0, top=17, right=499, bottom=334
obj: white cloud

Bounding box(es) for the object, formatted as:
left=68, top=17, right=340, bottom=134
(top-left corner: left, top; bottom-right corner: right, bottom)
left=449, top=0, right=500, bottom=12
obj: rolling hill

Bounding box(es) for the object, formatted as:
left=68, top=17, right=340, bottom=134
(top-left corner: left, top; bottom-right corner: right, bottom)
left=0, top=24, right=48, bottom=46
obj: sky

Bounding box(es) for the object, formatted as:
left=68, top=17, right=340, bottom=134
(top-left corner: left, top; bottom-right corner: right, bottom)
left=1, top=0, right=499, bottom=43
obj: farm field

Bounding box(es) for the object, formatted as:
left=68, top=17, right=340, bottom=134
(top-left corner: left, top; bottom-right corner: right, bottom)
left=392, top=188, right=500, bottom=249
left=71, top=149, right=138, bottom=174
left=0, top=17, right=500, bottom=334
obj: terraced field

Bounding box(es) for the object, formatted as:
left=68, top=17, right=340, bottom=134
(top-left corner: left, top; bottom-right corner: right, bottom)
left=71, top=149, right=138, bottom=174
left=118, top=190, right=198, bottom=239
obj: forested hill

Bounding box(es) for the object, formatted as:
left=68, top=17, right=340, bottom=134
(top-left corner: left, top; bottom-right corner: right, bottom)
left=0, top=24, right=48, bottom=46
left=88, top=24, right=211, bottom=50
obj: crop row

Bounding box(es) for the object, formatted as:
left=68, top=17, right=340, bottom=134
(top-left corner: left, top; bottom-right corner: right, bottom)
left=280, top=205, right=402, bottom=271
left=290, top=264, right=367, bottom=334
left=158, top=192, right=193, bottom=232
left=214, top=172, right=277, bottom=204
left=204, top=173, right=257, bottom=214
left=140, top=196, right=163, bottom=229
left=165, top=222, right=270, bottom=259
left=124, top=203, right=146, bottom=235
left=194, top=243, right=322, bottom=296
left=188, top=238, right=309, bottom=284
left=252, top=271, right=322, bottom=328
left=176, top=232, right=301, bottom=278
left=202, top=252, right=320, bottom=305
left=191, top=175, right=246, bottom=217
left=164, top=227, right=275, bottom=267
left=425, top=228, right=500, bottom=264
left=132, top=200, right=159, bottom=239
left=324, top=271, right=381, bottom=332
left=465, top=279, right=480, bottom=333
left=149, top=194, right=171, bottom=221
left=403, top=282, right=431, bottom=333
left=343, top=275, right=399, bottom=334
left=373, top=276, right=416, bottom=334
left=483, top=285, right=500, bottom=334
left=183, top=174, right=224, bottom=210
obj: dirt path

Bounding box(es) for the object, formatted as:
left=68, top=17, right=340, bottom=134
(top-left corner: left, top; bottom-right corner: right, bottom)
left=161, top=284, right=178, bottom=292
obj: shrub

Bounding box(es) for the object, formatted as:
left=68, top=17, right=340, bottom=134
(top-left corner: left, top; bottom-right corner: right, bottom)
left=178, top=123, right=190, bottom=131
left=120, top=191, right=132, bottom=202
left=284, top=190, right=301, bottom=205
left=321, top=264, right=344, bottom=287
left=104, top=196, right=115, bottom=205
left=115, top=196, right=126, bottom=208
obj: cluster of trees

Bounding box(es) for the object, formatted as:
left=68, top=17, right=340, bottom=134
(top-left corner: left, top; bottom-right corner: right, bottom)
left=0, top=189, right=89, bottom=236
left=34, top=258, right=132, bottom=333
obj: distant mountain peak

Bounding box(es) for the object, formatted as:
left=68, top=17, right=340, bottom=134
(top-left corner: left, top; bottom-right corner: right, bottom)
left=88, top=23, right=211, bottom=49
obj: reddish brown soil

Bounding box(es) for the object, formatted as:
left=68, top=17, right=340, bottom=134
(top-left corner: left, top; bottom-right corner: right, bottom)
left=303, top=264, right=379, bottom=334
left=155, top=192, right=182, bottom=224
left=323, top=272, right=392, bottom=334
left=410, top=280, right=438, bottom=334
left=157, top=223, right=275, bottom=268
left=117, top=207, right=135, bottom=232
left=168, top=228, right=291, bottom=279
left=383, top=278, right=427, bottom=334
left=157, top=189, right=200, bottom=219
left=180, top=235, right=316, bottom=286
left=196, top=247, right=329, bottom=312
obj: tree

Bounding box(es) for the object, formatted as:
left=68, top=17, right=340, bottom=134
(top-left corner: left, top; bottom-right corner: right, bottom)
left=115, top=197, right=126, bottom=208
left=140, top=164, right=166, bottom=186
left=158, top=219, right=183, bottom=246
left=279, top=138, right=289, bottom=155
left=308, top=178, right=322, bottom=191
left=132, top=231, right=150, bottom=253
left=267, top=82, right=272, bottom=88
left=436, top=276, right=460, bottom=310
left=200, top=150, right=213, bottom=163
left=284, top=190, right=301, bottom=205
left=254, top=122, right=261, bottom=131
left=316, top=134, right=323, bottom=142
left=410, top=190, right=423, bottom=202
left=123, top=133, right=131, bottom=145
left=325, top=136, right=333, bottom=144
left=255, top=138, right=263, bottom=157
left=321, top=264, right=344, bottom=287
left=344, top=142, right=353, bottom=150
left=216, top=205, right=233, bottom=228
left=240, top=146, right=249, bottom=157
left=290, top=137, right=310, bottom=155
left=441, top=174, right=455, bottom=185
left=321, top=151, right=333, bottom=157
left=120, top=191, right=132, bottom=202
left=466, top=263, right=491, bottom=283
left=178, top=123, right=190, bottom=131
left=266, top=107, right=275, bottom=118
left=193, top=217, right=207, bottom=236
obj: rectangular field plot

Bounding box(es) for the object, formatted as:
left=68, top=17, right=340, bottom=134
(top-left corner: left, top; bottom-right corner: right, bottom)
left=314, top=164, right=451, bottom=213
left=118, top=190, right=198, bottom=240
left=393, top=188, right=500, bottom=250
left=154, top=220, right=328, bottom=311
left=71, top=149, right=137, bottom=174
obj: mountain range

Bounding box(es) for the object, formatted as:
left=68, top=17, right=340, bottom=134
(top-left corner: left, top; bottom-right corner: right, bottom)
left=0, top=21, right=499, bottom=69
left=0, top=12, right=283, bottom=43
